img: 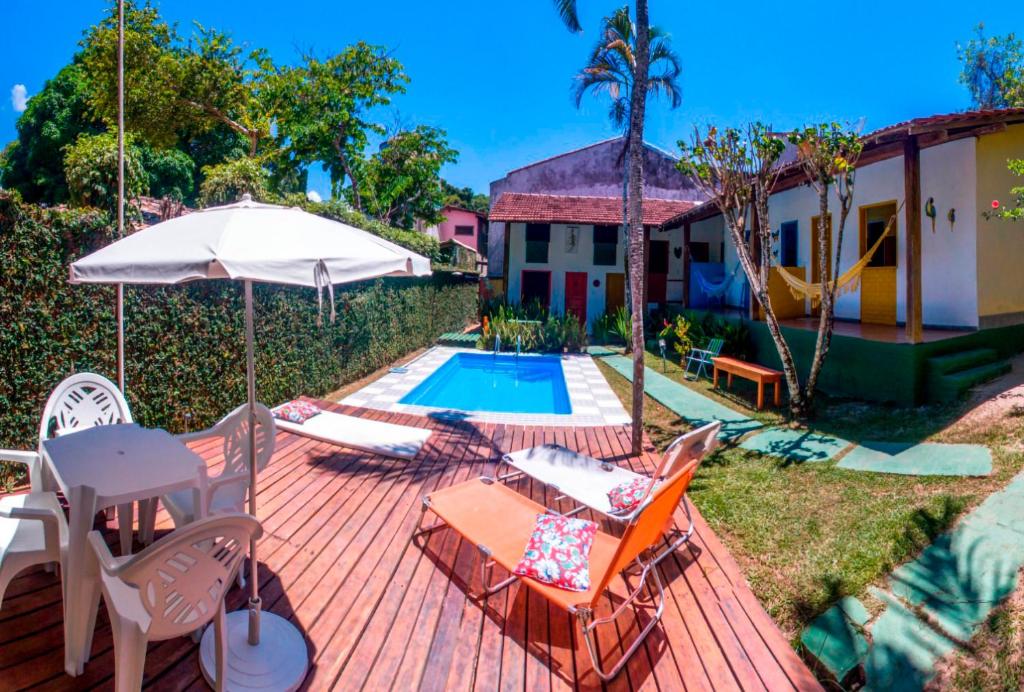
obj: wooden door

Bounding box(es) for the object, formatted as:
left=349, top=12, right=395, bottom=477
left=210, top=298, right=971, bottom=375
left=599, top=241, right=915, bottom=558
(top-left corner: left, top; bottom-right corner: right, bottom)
left=605, top=272, right=625, bottom=315
left=859, top=202, right=898, bottom=325
left=810, top=214, right=832, bottom=316
left=647, top=240, right=669, bottom=304
left=564, top=272, right=588, bottom=323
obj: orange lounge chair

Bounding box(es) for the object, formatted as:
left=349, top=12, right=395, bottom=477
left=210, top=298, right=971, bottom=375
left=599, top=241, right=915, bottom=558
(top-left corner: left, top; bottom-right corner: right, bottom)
left=416, top=458, right=699, bottom=681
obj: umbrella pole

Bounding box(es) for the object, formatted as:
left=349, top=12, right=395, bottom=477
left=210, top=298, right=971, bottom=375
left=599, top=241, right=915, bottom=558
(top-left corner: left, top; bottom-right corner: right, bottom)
left=199, top=280, right=308, bottom=690
left=245, top=280, right=261, bottom=645
left=116, top=284, right=125, bottom=391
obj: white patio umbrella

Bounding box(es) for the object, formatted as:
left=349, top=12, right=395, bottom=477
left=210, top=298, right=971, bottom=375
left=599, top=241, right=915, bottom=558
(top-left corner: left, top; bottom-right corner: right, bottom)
left=69, top=195, right=431, bottom=690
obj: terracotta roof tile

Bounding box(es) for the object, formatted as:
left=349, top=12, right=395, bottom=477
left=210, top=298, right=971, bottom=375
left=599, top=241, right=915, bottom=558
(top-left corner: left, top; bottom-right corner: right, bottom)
left=489, top=192, right=698, bottom=226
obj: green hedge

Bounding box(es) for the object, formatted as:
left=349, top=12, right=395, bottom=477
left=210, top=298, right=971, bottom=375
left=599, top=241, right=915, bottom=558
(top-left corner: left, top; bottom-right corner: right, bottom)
left=0, top=193, right=476, bottom=488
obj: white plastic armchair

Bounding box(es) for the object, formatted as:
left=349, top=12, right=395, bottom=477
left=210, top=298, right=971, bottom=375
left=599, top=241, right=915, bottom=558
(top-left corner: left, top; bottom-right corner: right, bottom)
left=0, top=372, right=150, bottom=556
left=88, top=513, right=263, bottom=691
left=161, top=403, right=276, bottom=528
left=0, top=491, right=68, bottom=608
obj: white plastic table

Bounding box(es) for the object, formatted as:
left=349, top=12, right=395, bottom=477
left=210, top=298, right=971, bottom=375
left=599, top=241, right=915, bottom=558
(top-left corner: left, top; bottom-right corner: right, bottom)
left=41, top=423, right=206, bottom=676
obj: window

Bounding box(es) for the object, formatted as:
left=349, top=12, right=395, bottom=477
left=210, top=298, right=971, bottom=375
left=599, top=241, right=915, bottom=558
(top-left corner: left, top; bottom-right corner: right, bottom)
left=688, top=242, right=710, bottom=263
left=593, top=225, right=618, bottom=265
left=779, top=221, right=798, bottom=267
left=521, top=270, right=551, bottom=308
left=525, top=223, right=550, bottom=264
left=454, top=225, right=474, bottom=236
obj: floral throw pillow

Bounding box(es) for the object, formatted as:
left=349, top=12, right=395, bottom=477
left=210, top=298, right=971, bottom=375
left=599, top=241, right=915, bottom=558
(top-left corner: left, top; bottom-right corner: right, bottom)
left=272, top=400, right=322, bottom=424
left=607, top=477, right=657, bottom=514
left=514, top=514, right=597, bottom=592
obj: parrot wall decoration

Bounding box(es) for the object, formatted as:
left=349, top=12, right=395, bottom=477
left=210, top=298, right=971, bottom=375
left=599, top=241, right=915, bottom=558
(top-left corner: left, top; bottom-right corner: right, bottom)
left=925, top=197, right=937, bottom=233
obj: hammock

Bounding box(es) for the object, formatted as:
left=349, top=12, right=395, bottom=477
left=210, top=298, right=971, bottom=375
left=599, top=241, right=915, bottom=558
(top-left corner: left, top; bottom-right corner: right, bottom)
left=694, top=262, right=743, bottom=298
left=775, top=223, right=894, bottom=306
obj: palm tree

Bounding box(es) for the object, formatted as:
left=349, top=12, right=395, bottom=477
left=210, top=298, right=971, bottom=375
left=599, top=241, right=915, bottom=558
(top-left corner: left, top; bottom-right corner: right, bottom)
left=573, top=7, right=681, bottom=330
left=554, top=0, right=657, bottom=454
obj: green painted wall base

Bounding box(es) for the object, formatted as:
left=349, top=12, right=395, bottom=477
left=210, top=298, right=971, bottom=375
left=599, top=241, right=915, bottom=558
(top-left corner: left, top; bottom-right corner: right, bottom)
left=684, top=310, right=1024, bottom=405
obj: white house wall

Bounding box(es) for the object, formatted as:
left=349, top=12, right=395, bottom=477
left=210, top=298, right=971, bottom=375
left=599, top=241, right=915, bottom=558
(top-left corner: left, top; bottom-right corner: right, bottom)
left=759, top=138, right=978, bottom=328
left=507, top=222, right=624, bottom=327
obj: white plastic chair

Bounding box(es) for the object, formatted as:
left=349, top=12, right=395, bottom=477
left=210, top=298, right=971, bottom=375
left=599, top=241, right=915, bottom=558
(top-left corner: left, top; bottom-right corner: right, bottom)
left=158, top=404, right=275, bottom=585
left=88, top=513, right=262, bottom=691
left=0, top=372, right=152, bottom=556
left=0, top=490, right=68, bottom=608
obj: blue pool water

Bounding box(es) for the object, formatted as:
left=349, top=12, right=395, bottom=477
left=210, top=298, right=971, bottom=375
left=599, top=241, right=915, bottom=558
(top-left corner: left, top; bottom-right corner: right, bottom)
left=399, top=353, right=572, bottom=414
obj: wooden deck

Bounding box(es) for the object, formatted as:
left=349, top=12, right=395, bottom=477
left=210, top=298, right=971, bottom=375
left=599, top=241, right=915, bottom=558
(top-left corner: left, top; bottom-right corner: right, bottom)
left=0, top=402, right=820, bottom=691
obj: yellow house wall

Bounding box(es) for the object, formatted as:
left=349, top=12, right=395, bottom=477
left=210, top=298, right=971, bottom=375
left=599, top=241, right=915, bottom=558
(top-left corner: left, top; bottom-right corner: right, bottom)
left=977, top=123, right=1024, bottom=326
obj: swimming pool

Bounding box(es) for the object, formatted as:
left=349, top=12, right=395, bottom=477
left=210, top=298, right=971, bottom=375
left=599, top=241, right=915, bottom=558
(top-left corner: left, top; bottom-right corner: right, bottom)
left=398, top=352, right=572, bottom=414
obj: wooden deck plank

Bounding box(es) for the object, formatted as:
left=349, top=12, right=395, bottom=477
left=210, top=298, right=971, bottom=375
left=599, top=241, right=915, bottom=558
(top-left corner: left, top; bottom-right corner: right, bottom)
left=0, top=407, right=820, bottom=692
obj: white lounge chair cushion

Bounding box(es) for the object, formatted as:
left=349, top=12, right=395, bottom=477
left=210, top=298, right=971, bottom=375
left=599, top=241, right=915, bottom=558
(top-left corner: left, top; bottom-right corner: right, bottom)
left=503, top=445, right=648, bottom=518
left=275, top=409, right=431, bottom=460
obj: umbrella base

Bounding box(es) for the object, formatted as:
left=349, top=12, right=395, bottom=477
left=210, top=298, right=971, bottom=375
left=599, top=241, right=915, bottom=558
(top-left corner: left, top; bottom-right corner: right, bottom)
left=200, top=611, right=308, bottom=691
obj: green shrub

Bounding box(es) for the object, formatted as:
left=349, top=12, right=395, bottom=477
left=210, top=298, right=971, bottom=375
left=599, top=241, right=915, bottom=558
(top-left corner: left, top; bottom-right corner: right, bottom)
left=63, top=130, right=148, bottom=216
left=478, top=304, right=587, bottom=354
left=0, top=192, right=476, bottom=490
left=199, top=157, right=270, bottom=206
left=668, top=308, right=752, bottom=360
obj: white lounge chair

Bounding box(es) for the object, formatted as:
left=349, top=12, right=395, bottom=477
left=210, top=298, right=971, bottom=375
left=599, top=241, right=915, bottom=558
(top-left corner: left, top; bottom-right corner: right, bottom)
left=0, top=372, right=150, bottom=555
left=88, top=513, right=262, bottom=691
left=498, top=421, right=721, bottom=562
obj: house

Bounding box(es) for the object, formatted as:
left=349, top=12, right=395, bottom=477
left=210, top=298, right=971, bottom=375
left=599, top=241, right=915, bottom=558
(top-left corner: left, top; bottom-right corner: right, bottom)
left=422, top=204, right=488, bottom=255
left=487, top=136, right=707, bottom=325
left=439, top=236, right=486, bottom=273
left=662, top=108, right=1024, bottom=404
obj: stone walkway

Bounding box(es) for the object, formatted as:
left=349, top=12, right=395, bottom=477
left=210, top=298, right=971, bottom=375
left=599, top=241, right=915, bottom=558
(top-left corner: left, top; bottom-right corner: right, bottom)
left=599, top=354, right=763, bottom=439
left=802, top=470, right=1024, bottom=690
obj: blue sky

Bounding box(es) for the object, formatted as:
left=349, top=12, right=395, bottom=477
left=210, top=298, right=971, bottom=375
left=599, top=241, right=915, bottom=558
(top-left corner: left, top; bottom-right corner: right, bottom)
left=2, top=0, right=1022, bottom=200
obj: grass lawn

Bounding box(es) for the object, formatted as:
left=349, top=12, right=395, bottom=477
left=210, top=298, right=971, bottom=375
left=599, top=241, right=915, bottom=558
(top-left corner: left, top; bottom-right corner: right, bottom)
left=595, top=349, right=1024, bottom=644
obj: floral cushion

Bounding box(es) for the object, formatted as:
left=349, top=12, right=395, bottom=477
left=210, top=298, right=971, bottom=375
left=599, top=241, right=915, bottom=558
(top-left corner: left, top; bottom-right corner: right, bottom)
left=607, top=477, right=657, bottom=514
left=272, top=400, right=321, bottom=424
left=513, top=514, right=597, bottom=592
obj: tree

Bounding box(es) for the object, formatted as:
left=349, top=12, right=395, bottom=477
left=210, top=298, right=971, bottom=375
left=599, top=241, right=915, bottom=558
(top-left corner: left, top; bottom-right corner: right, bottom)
left=572, top=6, right=681, bottom=323
left=139, top=145, right=195, bottom=202
left=277, top=44, right=408, bottom=211
left=79, top=1, right=184, bottom=148
left=63, top=130, right=147, bottom=216
left=957, top=24, right=1024, bottom=109
left=678, top=123, right=863, bottom=420
left=353, top=125, right=458, bottom=228
left=441, top=180, right=489, bottom=214
left=554, top=0, right=656, bottom=453
left=198, top=157, right=270, bottom=207
left=0, top=63, right=102, bottom=204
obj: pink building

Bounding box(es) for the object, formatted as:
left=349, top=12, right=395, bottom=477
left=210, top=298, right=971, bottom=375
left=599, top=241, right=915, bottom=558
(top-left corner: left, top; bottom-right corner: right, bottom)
left=426, top=205, right=487, bottom=254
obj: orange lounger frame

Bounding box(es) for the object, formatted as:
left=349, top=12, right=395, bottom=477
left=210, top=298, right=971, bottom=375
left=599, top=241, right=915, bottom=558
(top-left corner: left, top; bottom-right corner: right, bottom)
left=416, top=458, right=699, bottom=681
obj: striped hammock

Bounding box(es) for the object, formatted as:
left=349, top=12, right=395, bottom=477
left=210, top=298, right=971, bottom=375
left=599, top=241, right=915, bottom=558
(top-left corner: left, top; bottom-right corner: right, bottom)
left=775, top=221, right=894, bottom=306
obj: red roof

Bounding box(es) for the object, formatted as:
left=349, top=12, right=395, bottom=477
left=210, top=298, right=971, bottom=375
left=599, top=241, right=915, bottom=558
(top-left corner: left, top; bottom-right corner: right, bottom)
left=489, top=192, right=698, bottom=225
left=863, top=107, right=1024, bottom=142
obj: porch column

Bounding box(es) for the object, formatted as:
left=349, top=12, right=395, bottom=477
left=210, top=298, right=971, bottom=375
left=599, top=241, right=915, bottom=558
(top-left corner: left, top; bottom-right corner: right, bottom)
left=682, top=220, right=692, bottom=308
left=904, top=136, right=923, bottom=343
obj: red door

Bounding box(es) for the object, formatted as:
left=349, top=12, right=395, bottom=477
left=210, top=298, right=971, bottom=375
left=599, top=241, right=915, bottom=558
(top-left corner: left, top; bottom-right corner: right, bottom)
left=564, top=272, right=588, bottom=323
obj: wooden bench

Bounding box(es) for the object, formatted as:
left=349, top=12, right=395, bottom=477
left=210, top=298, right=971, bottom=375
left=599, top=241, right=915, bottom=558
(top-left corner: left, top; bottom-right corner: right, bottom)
left=711, top=356, right=783, bottom=410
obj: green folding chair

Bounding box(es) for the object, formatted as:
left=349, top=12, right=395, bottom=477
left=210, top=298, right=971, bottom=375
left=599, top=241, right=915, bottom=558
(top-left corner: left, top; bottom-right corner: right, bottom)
left=684, top=337, right=724, bottom=380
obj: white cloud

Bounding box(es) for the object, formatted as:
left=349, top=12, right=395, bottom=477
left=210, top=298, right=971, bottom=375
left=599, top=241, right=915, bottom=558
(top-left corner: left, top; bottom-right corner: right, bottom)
left=10, top=84, right=28, bottom=113
left=306, top=190, right=323, bottom=203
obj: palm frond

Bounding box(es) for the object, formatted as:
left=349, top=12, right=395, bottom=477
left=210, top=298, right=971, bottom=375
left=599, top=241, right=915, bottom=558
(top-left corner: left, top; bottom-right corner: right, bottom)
left=552, top=0, right=582, bottom=32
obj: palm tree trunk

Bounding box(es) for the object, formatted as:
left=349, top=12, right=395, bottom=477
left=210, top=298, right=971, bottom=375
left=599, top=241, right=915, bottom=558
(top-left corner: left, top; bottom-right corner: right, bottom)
left=627, top=0, right=650, bottom=455
left=622, top=138, right=632, bottom=316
